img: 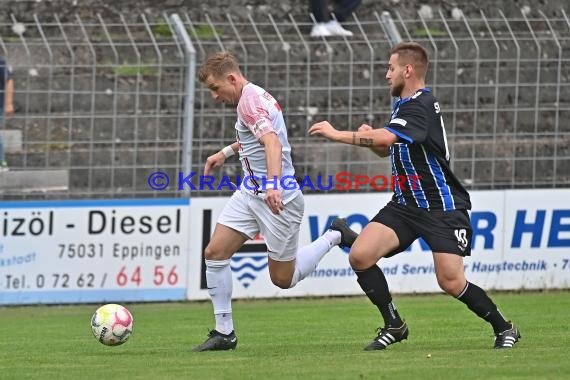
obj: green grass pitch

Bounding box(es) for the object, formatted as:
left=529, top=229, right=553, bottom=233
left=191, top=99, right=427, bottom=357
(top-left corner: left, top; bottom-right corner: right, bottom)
left=1, top=291, right=568, bottom=379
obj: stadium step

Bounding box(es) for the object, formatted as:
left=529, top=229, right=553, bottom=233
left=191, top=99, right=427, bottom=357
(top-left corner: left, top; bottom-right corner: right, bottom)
left=0, top=169, right=69, bottom=193
left=0, top=130, right=23, bottom=153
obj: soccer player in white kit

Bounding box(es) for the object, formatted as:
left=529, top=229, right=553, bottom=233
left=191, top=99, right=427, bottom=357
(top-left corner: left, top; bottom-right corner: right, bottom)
left=193, top=52, right=358, bottom=351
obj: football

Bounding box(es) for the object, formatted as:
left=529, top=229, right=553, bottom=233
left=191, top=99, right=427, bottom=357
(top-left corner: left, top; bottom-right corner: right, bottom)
left=91, top=303, right=134, bottom=346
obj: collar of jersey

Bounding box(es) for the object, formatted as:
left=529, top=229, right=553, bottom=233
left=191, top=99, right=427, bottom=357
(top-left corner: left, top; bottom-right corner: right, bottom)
left=392, top=87, right=431, bottom=112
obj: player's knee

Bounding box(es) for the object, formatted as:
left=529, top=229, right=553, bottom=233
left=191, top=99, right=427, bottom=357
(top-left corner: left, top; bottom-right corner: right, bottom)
left=204, top=244, right=225, bottom=261
left=437, top=276, right=464, bottom=296
left=269, top=271, right=293, bottom=289
left=348, top=250, right=374, bottom=271
left=271, top=277, right=292, bottom=289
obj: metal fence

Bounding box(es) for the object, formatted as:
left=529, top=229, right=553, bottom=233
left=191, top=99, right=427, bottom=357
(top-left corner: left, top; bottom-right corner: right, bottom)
left=1, top=9, right=569, bottom=200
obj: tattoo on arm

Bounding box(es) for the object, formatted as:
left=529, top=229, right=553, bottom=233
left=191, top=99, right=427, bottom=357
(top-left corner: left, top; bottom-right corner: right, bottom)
left=358, top=138, right=373, bottom=147
left=352, top=132, right=373, bottom=147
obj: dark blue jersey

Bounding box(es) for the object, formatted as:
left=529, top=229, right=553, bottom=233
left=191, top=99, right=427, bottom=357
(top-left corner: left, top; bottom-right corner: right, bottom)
left=384, top=88, right=471, bottom=211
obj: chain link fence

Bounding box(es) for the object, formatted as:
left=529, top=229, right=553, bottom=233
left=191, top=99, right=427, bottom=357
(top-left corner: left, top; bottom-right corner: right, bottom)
left=1, top=9, right=569, bottom=199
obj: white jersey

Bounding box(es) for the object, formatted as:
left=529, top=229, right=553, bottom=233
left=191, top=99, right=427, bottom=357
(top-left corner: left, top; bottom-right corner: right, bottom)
left=235, top=83, right=299, bottom=203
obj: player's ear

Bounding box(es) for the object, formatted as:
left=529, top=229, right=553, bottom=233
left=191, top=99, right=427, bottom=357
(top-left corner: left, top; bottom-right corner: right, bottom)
left=227, top=73, right=237, bottom=84
left=405, top=64, right=412, bottom=79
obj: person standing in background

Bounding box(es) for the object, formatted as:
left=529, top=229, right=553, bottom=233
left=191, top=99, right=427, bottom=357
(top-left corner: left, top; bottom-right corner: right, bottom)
left=309, top=0, right=362, bottom=37
left=0, top=57, right=14, bottom=170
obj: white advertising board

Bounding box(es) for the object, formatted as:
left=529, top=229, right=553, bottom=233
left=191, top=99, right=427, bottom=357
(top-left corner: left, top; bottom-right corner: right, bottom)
left=2, top=189, right=568, bottom=305
left=0, top=199, right=190, bottom=305
left=492, top=189, right=570, bottom=289
left=187, top=189, right=570, bottom=300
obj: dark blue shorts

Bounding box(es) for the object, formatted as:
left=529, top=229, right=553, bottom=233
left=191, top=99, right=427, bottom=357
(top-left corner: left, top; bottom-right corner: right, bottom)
left=371, top=201, right=472, bottom=257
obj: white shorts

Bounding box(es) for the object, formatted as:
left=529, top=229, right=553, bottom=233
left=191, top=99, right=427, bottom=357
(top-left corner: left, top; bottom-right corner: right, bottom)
left=217, top=190, right=304, bottom=262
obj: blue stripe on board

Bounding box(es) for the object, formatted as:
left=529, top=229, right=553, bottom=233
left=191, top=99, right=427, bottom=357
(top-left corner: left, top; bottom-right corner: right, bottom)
left=0, top=288, right=187, bottom=305
left=0, top=198, right=190, bottom=209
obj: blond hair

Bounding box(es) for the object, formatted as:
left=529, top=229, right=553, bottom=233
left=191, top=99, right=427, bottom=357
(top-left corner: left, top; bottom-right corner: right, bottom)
left=198, top=51, right=242, bottom=82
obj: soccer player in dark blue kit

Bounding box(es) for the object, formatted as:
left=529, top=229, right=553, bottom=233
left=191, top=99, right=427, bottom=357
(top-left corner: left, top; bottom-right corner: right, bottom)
left=309, top=41, right=520, bottom=350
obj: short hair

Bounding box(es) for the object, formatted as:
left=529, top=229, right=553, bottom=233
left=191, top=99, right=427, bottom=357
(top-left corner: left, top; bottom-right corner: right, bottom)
left=198, top=51, right=242, bottom=82
left=391, top=42, right=428, bottom=78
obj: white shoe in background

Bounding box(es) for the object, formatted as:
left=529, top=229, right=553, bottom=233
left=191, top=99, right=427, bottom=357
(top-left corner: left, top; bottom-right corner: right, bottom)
left=325, top=20, right=353, bottom=36
left=310, top=23, right=333, bottom=37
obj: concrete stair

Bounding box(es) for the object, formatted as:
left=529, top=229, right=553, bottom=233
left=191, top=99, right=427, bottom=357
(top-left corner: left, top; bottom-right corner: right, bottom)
left=0, top=169, right=69, bottom=193
left=0, top=130, right=22, bottom=153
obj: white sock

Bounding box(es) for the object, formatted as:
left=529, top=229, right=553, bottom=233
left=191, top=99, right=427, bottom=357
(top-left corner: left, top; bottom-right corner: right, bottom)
left=322, top=229, right=341, bottom=247
left=214, top=312, right=234, bottom=336
left=289, top=232, right=338, bottom=288
left=205, top=259, right=234, bottom=334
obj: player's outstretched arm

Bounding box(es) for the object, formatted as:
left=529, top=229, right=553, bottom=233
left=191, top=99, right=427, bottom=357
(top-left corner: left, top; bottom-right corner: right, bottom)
left=203, top=142, right=239, bottom=176
left=308, top=121, right=397, bottom=155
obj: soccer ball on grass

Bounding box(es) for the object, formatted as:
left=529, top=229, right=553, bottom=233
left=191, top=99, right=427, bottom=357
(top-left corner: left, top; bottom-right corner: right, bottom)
left=91, top=303, right=134, bottom=346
